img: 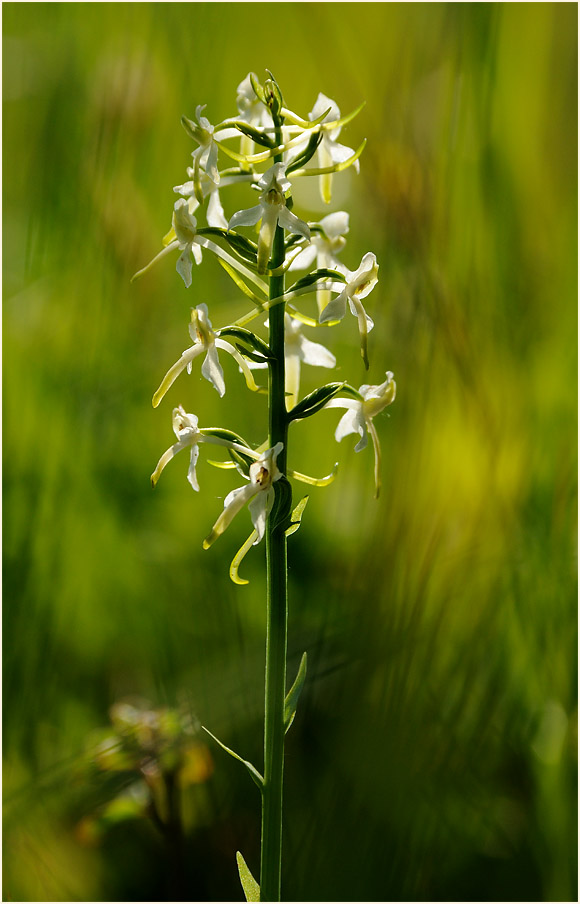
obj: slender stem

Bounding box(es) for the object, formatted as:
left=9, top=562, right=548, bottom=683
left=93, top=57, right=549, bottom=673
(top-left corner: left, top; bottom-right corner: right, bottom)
left=261, top=111, right=289, bottom=903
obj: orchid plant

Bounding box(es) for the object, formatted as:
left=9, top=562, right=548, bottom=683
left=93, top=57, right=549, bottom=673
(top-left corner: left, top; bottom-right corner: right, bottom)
left=134, top=72, right=395, bottom=902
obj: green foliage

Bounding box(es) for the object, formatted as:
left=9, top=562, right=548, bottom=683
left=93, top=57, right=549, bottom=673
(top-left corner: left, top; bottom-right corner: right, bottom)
left=237, top=851, right=261, bottom=902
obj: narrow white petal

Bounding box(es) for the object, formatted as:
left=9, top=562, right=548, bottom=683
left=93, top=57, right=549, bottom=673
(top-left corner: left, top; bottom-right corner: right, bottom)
left=152, top=345, right=204, bottom=408
left=203, top=483, right=258, bottom=548
left=187, top=443, right=200, bottom=491
left=298, top=336, right=336, bottom=368
left=319, top=291, right=347, bottom=323
left=229, top=204, right=263, bottom=230
left=207, top=190, right=228, bottom=229
left=150, top=440, right=187, bottom=487
left=131, top=240, right=180, bottom=282
left=249, top=488, right=273, bottom=543
left=257, top=205, right=278, bottom=273
left=201, top=345, right=226, bottom=397
left=192, top=242, right=203, bottom=265
left=288, top=243, right=317, bottom=272
left=176, top=249, right=193, bottom=287
left=277, top=207, right=311, bottom=241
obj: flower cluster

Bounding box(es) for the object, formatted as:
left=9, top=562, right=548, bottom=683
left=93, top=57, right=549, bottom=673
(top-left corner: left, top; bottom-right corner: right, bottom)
left=135, top=72, right=396, bottom=577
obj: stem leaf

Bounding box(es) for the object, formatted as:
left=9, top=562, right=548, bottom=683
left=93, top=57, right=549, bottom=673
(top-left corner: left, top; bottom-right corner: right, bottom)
left=202, top=727, right=264, bottom=790
left=217, top=327, right=273, bottom=360
left=287, top=268, right=346, bottom=294
left=288, top=382, right=351, bottom=422
left=285, top=495, right=309, bottom=537
left=286, top=129, right=323, bottom=174
left=197, top=226, right=259, bottom=266
left=284, top=652, right=307, bottom=734
left=236, top=851, right=261, bottom=902
left=233, top=121, right=276, bottom=149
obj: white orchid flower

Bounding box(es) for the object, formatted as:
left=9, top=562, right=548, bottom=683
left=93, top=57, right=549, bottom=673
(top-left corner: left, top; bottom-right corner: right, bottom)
left=185, top=104, right=222, bottom=186
left=306, top=93, right=359, bottom=203
left=151, top=406, right=259, bottom=492
left=289, top=211, right=349, bottom=313
left=174, top=167, right=259, bottom=230
left=229, top=163, right=311, bottom=273
left=203, top=442, right=284, bottom=549
left=319, top=251, right=378, bottom=367
left=284, top=314, right=336, bottom=409
left=131, top=199, right=204, bottom=288
left=173, top=176, right=229, bottom=229
left=132, top=195, right=269, bottom=297
left=325, top=372, right=396, bottom=498
left=152, top=304, right=259, bottom=407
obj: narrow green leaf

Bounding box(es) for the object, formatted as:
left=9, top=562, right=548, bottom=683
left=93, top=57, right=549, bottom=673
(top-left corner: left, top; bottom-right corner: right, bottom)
left=200, top=427, right=251, bottom=447
left=285, top=495, right=309, bottom=537
left=288, top=382, right=349, bottom=422
left=236, top=851, right=260, bottom=902
left=217, top=327, right=272, bottom=360
left=197, top=227, right=258, bottom=265
left=284, top=653, right=307, bottom=733
left=286, top=130, right=323, bottom=174
left=287, top=268, right=346, bottom=294
left=233, top=121, right=276, bottom=149
left=202, top=727, right=264, bottom=790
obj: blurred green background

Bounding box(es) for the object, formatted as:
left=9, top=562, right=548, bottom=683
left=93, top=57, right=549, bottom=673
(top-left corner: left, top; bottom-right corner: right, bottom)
left=3, top=3, right=577, bottom=901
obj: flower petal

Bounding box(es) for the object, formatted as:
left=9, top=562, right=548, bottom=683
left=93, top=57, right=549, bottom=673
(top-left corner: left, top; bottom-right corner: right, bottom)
left=298, top=335, right=336, bottom=368
left=203, top=482, right=258, bottom=549
left=319, top=290, right=347, bottom=323
left=277, top=207, right=311, bottom=241
left=201, top=344, right=226, bottom=397
left=176, top=249, right=193, bottom=287
left=207, top=189, right=228, bottom=229
left=249, top=487, right=274, bottom=543
left=150, top=440, right=187, bottom=487
left=153, top=345, right=204, bottom=408
left=187, top=442, right=200, bottom=491
left=229, top=204, right=262, bottom=230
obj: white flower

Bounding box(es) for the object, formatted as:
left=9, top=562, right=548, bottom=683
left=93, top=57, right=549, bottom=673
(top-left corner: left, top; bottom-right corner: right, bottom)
left=152, top=304, right=259, bottom=407
left=131, top=199, right=204, bottom=288
left=284, top=314, right=336, bottom=409
left=151, top=406, right=261, bottom=492
left=186, top=104, right=221, bottom=186
left=325, top=372, right=396, bottom=497
left=203, top=443, right=284, bottom=549
left=319, top=251, right=378, bottom=367
left=289, top=211, right=349, bottom=313
left=172, top=199, right=205, bottom=287
left=173, top=175, right=229, bottom=229
left=307, top=93, right=359, bottom=203
left=228, top=163, right=310, bottom=273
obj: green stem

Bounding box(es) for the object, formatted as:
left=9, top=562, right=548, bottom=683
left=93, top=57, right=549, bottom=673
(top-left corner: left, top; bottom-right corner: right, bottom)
left=261, top=112, right=289, bottom=903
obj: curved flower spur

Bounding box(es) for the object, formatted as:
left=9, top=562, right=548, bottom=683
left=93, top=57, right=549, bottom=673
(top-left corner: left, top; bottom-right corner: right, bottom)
left=135, top=71, right=396, bottom=903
